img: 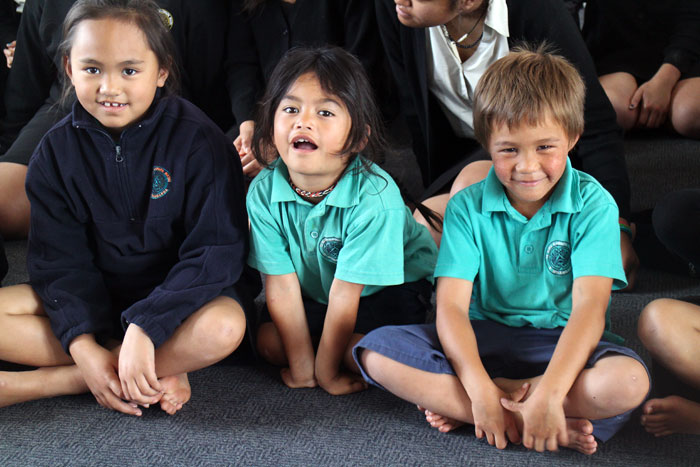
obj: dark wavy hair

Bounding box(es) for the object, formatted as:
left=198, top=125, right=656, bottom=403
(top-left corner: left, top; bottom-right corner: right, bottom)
left=58, top=0, right=180, bottom=105
left=252, top=46, right=388, bottom=171
left=253, top=46, right=442, bottom=230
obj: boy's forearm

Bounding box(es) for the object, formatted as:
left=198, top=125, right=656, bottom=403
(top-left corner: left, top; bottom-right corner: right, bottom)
left=535, top=276, right=610, bottom=401
left=437, top=304, right=494, bottom=396
left=435, top=278, right=493, bottom=397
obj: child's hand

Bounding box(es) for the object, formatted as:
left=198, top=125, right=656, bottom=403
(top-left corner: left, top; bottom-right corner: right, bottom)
left=280, top=367, right=317, bottom=389
left=118, top=323, right=162, bottom=407
left=471, top=383, right=526, bottom=449
left=69, top=335, right=142, bottom=416
left=316, top=370, right=368, bottom=396
left=501, top=391, right=567, bottom=452
left=315, top=350, right=368, bottom=395
left=3, top=40, right=15, bottom=68
left=233, top=120, right=262, bottom=177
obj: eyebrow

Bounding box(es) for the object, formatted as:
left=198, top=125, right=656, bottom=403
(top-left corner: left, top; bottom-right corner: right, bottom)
left=281, top=94, right=342, bottom=107
left=493, top=137, right=562, bottom=147
left=78, top=58, right=145, bottom=66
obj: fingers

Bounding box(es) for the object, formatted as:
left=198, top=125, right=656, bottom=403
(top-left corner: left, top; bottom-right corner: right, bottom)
left=505, top=420, right=521, bottom=445
left=510, top=382, right=530, bottom=403
left=629, top=86, right=643, bottom=111
left=499, top=397, right=520, bottom=413
left=233, top=135, right=243, bottom=153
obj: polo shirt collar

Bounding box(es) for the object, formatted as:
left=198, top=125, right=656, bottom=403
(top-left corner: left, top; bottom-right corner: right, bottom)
left=269, top=156, right=363, bottom=208
left=486, top=0, right=509, bottom=38
left=482, top=158, right=581, bottom=215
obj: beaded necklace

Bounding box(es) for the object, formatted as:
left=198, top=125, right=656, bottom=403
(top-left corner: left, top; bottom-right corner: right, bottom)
left=290, top=178, right=337, bottom=199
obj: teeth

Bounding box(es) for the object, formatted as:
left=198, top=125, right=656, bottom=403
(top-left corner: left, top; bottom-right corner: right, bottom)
left=102, top=102, right=125, bottom=107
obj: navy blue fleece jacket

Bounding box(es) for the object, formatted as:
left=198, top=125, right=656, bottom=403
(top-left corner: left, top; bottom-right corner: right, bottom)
left=26, top=95, right=248, bottom=352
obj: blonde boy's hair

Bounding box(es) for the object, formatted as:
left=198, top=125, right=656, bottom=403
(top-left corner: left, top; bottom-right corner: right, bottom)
left=473, top=43, right=586, bottom=146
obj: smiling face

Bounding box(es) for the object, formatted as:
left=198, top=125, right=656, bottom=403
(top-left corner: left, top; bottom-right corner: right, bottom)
left=393, top=0, right=463, bottom=28
left=489, top=116, right=578, bottom=219
left=65, top=18, right=168, bottom=136
left=273, top=72, right=353, bottom=192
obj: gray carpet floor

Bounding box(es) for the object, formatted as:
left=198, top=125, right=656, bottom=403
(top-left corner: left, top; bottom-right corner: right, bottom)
left=0, top=134, right=699, bottom=465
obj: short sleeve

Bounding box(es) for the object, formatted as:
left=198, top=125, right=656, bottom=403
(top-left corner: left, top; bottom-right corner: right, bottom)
left=434, top=195, right=480, bottom=281
left=333, top=208, right=405, bottom=285
left=247, top=184, right=296, bottom=276
left=570, top=196, right=627, bottom=290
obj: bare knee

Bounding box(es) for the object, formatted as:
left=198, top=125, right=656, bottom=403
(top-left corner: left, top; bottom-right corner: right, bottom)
left=358, top=348, right=390, bottom=382
left=0, top=284, right=44, bottom=316
left=588, top=357, right=650, bottom=414
left=256, top=322, right=287, bottom=366
left=192, top=298, right=246, bottom=361
left=0, top=163, right=30, bottom=239
left=450, top=161, right=492, bottom=196
left=670, top=100, right=700, bottom=138
left=638, top=298, right=675, bottom=351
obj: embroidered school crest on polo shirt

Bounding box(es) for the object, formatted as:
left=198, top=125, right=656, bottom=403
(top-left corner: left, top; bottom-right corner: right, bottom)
left=151, top=166, right=171, bottom=199
left=319, top=237, right=342, bottom=263
left=545, top=240, right=571, bottom=275
left=158, top=9, right=174, bottom=30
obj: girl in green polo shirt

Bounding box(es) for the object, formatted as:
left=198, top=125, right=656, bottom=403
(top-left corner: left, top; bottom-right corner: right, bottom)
left=246, top=46, right=438, bottom=396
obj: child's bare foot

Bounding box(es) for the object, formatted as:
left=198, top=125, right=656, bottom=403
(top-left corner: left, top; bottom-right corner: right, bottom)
left=562, top=418, right=597, bottom=455
left=416, top=405, right=464, bottom=433
left=641, top=396, right=700, bottom=436
left=158, top=373, right=190, bottom=415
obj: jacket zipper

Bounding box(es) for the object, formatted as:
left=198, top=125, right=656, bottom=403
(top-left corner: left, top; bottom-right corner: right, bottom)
left=114, top=143, right=137, bottom=221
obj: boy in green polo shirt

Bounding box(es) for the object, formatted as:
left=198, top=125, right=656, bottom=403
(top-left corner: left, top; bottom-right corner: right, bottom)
left=353, top=45, right=650, bottom=455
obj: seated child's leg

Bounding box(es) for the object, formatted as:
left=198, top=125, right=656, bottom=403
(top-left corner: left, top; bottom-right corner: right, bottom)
left=256, top=322, right=288, bottom=366
left=0, top=285, right=87, bottom=407
left=151, top=295, right=246, bottom=414
left=0, top=162, right=30, bottom=239
left=154, top=295, right=246, bottom=374
left=0, top=284, right=72, bottom=366
left=670, top=77, right=700, bottom=138
left=356, top=326, right=475, bottom=427
left=598, top=72, right=639, bottom=130
left=638, top=298, right=700, bottom=436
left=638, top=298, right=700, bottom=387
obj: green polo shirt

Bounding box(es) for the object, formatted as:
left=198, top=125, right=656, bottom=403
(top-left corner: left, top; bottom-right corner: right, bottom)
left=247, top=157, right=438, bottom=304
left=436, top=159, right=626, bottom=341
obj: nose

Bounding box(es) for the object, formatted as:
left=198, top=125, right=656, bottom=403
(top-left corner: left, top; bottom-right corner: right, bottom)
left=516, top=151, right=540, bottom=173
left=395, top=0, right=409, bottom=6
left=294, top=108, right=313, bottom=129
left=99, top=73, right=120, bottom=96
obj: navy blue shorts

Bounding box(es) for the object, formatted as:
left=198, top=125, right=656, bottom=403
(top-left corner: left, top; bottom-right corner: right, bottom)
left=259, top=279, right=432, bottom=337
left=353, top=320, right=650, bottom=442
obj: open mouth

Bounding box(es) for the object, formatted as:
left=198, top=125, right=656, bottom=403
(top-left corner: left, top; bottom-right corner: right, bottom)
left=292, top=136, right=318, bottom=150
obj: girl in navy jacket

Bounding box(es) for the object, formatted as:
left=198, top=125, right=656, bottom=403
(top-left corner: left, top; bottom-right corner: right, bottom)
left=0, top=0, right=253, bottom=416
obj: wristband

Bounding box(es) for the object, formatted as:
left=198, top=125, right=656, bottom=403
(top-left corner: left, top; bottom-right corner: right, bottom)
left=619, top=223, right=633, bottom=239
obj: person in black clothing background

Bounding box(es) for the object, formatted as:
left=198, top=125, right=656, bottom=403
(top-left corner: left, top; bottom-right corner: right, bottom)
left=583, top=0, right=700, bottom=139
left=226, top=0, right=395, bottom=178
left=379, top=0, right=639, bottom=287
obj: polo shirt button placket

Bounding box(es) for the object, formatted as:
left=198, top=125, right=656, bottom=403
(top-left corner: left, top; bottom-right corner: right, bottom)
left=310, top=231, right=319, bottom=239
left=524, top=245, right=534, bottom=254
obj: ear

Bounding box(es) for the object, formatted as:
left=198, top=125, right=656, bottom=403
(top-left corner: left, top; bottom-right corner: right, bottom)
left=64, top=56, right=75, bottom=84
left=460, top=0, right=485, bottom=13
left=156, top=67, right=169, bottom=88
left=567, top=134, right=581, bottom=152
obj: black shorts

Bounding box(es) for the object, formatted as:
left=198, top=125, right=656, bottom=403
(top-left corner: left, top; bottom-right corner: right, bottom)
left=259, top=279, right=432, bottom=337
